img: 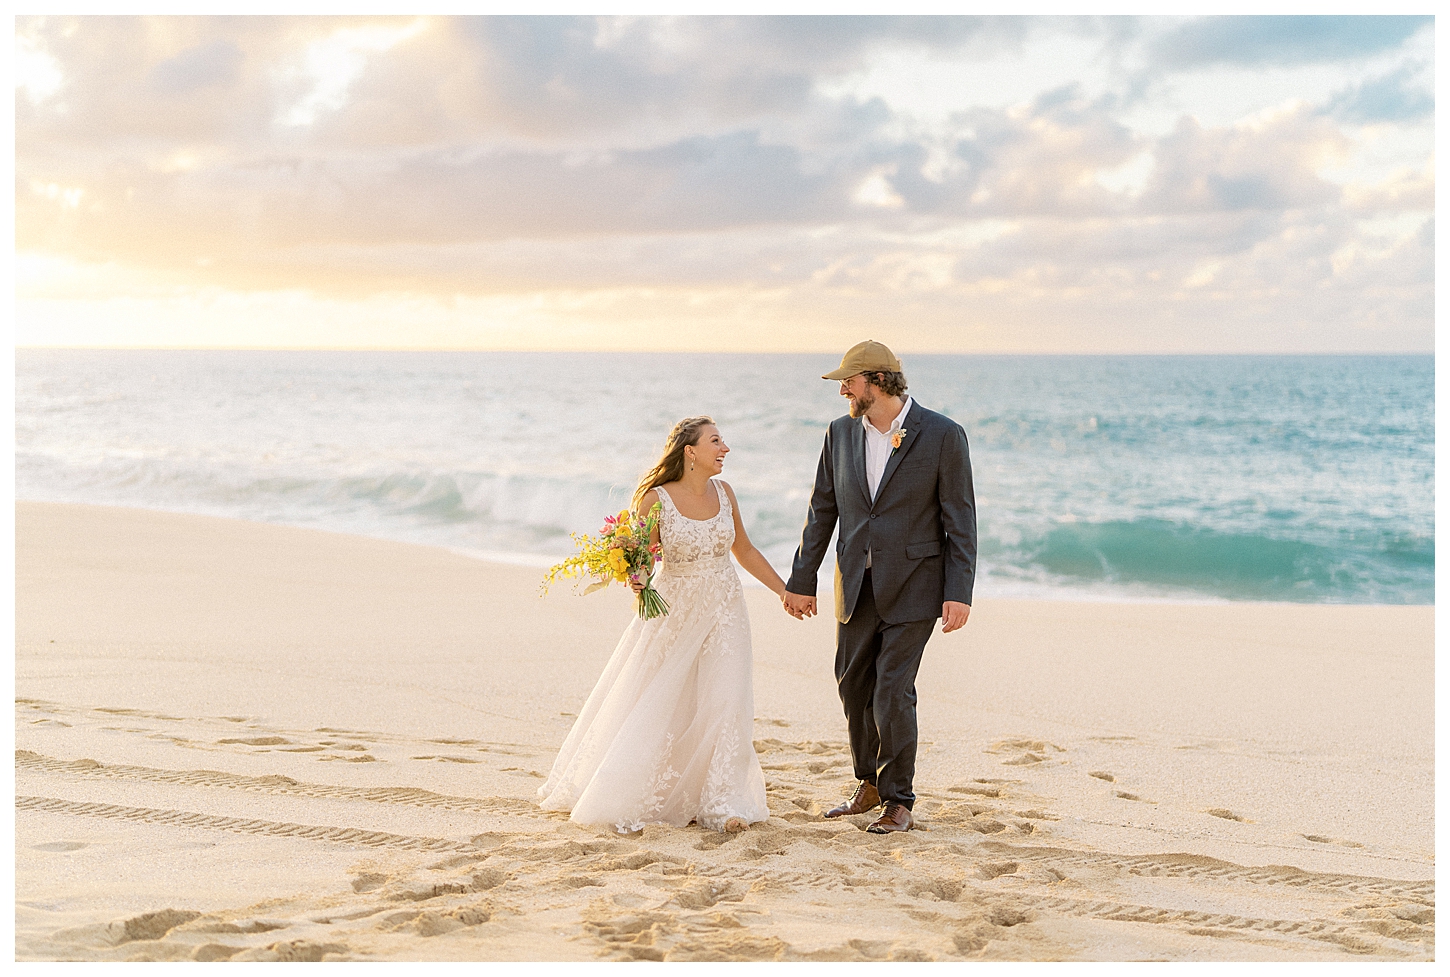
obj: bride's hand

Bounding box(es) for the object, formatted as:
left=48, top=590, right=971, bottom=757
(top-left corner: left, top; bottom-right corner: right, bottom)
left=629, top=577, right=647, bottom=594
left=781, top=591, right=815, bottom=619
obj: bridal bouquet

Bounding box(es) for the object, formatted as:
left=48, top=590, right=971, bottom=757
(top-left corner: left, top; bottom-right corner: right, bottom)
left=541, top=503, right=670, bottom=620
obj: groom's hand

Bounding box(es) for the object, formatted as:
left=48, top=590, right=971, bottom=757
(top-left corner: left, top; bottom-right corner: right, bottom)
left=941, top=601, right=970, bottom=633
left=782, top=591, right=816, bottom=619
left=781, top=593, right=801, bottom=618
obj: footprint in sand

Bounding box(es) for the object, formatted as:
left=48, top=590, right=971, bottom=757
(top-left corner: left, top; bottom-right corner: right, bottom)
left=1205, top=808, right=1251, bottom=823
left=1113, top=791, right=1155, bottom=804
left=351, top=872, right=390, bottom=894
left=1303, top=834, right=1366, bottom=849
left=233, top=939, right=349, bottom=961
left=988, top=739, right=1064, bottom=766
left=500, top=766, right=544, bottom=778
left=193, top=944, right=241, bottom=961
left=1088, top=771, right=1116, bottom=783
left=978, top=861, right=1019, bottom=880
left=673, top=880, right=744, bottom=909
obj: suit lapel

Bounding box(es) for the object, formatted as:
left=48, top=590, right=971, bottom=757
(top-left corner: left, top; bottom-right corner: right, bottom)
left=850, top=418, right=871, bottom=505
left=873, top=402, right=922, bottom=503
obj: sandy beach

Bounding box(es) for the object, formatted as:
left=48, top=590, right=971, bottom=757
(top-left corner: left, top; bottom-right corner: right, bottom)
left=14, top=501, right=1434, bottom=961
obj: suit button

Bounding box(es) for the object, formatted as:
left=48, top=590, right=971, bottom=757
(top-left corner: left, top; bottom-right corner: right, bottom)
left=870, top=513, right=877, bottom=519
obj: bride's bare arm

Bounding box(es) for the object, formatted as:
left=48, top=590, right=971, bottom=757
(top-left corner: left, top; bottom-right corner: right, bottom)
left=722, top=482, right=788, bottom=597
left=630, top=489, right=663, bottom=593
left=634, top=489, right=663, bottom=549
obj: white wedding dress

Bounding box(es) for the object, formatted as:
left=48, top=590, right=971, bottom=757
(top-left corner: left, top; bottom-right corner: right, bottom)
left=537, top=478, right=769, bottom=833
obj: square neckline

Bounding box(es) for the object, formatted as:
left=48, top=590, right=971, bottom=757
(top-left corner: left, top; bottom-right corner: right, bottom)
left=657, top=479, right=726, bottom=523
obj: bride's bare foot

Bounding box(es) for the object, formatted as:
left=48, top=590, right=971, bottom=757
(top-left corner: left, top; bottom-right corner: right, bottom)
left=723, top=817, right=748, bottom=833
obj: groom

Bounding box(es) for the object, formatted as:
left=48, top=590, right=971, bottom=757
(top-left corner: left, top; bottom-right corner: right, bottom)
left=782, top=340, right=976, bottom=834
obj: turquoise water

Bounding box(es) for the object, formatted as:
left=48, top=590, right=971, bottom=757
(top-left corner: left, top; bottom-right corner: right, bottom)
left=15, top=350, right=1433, bottom=604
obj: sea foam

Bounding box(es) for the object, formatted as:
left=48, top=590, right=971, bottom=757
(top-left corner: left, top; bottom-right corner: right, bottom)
left=16, top=350, right=1433, bottom=604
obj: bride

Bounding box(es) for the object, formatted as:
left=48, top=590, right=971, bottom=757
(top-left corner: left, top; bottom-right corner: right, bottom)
left=537, top=416, right=790, bottom=834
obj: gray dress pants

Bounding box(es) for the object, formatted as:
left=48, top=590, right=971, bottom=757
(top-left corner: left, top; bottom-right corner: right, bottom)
left=834, top=568, right=936, bottom=810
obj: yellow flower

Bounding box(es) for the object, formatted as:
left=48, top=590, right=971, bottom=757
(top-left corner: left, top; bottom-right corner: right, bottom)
left=606, top=548, right=628, bottom=574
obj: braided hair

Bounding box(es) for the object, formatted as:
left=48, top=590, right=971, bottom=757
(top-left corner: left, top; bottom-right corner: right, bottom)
left=632, top=415, right=716, bottom=514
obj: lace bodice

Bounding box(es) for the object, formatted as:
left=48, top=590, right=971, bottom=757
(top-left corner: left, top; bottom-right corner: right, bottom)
left=655, top=480, right=734, bottom=566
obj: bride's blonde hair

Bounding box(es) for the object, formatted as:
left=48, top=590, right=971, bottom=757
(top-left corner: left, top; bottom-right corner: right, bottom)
left=633, top=415, right=715, bottom=514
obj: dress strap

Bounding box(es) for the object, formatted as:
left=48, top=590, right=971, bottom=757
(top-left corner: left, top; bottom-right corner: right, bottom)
left=712, top=479, right=730, bottom=517
left=653, top=485, right=676, bottom=513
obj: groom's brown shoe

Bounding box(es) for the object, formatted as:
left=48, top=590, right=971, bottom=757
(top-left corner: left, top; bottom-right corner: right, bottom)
left=866, top=802, right=913, bottom=833
left=825, top=781, right=881, bottom=818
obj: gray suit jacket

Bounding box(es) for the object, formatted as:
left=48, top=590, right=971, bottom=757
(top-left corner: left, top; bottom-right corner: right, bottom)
left=787, top=401, right=976, bottom=625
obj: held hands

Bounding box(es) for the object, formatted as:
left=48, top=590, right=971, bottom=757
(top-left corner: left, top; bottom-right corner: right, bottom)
left=942, top=600, right=970, bottom=633
left=781, top=590, right=816, bottom=620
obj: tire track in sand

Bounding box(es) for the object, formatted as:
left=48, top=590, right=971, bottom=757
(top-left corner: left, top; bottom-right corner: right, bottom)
left=1009, top=893, right=1402, bottom=954
left=16, top=750, right=534, bottom=815
left=19, top=748, right=1432, bottom=906
left=980, top=842, right=1434, bottom=903
left=16, top=795, right=477, bottom=853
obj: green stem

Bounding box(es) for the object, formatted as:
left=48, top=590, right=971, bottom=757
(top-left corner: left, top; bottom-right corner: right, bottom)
left=636, top=586, right=670, bottom=620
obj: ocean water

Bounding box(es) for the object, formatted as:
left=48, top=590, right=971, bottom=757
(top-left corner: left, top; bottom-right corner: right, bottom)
left=15, top=350, right=1434, bottom=605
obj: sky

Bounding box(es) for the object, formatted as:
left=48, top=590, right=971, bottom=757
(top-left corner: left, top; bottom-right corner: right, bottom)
left=13, top=14, right=1436, bottom=352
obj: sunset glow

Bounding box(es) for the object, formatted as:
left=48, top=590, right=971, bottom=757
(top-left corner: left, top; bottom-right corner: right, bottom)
left=15, top=15, right=1435, bottom=352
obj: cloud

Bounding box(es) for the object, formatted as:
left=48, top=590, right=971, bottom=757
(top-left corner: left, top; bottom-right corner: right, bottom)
left=15, top=32, right=64, bottom=104
left=17, top=16, right=284, bottom=143
left=13, top=14, right=1435, bottom=353
left=147, top=38, right=243, bottom=94
left=1148, top=15, right=1430, bottom=69
left=1139, top=109, right=1345, bottom=213
left=1325, top=64, right=1434, bottom=124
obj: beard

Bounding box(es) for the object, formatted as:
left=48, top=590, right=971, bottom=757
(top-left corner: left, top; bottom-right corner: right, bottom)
left=846, top=387, right=876, bottom=418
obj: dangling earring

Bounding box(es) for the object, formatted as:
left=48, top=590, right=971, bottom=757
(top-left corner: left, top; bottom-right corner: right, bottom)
left=689, top=454, right=695, bottom=472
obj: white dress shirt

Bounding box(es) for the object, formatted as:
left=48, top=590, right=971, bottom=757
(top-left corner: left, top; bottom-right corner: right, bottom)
left=863, top=395, right=912, bottom=568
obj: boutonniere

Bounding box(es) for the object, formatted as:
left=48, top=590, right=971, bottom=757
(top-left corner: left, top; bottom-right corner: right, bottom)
left=890, top=429, right=907, bottom=453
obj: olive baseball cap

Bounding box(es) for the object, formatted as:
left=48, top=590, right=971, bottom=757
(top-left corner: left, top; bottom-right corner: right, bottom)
left=821, top=340, right=903, bottom=380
